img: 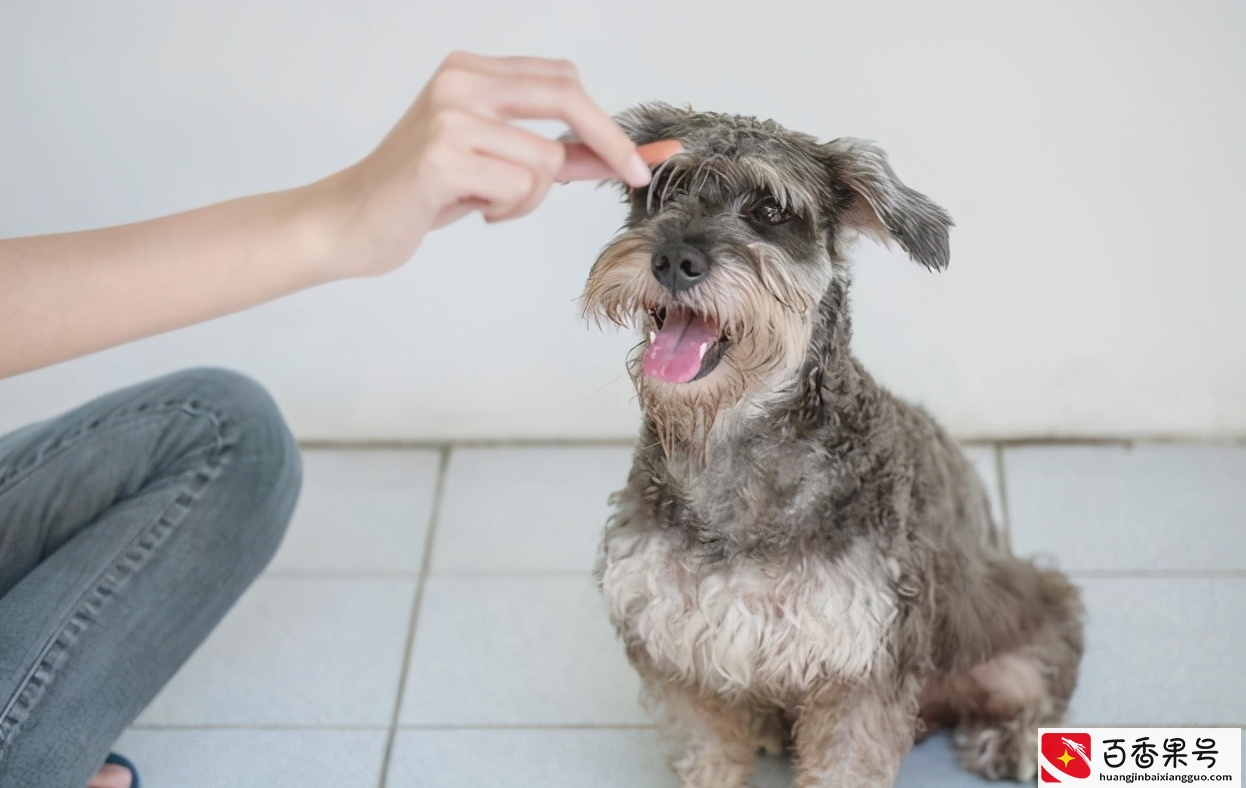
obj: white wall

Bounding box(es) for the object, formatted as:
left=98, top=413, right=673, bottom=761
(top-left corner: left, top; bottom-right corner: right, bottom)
left=2, top=1, right=1243, bottom=441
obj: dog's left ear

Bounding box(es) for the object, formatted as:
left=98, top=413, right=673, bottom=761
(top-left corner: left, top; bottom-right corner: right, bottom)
left=822, top=138, right=953, bottom=271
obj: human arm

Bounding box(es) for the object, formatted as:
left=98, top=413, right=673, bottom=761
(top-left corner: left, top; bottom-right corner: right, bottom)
left=0, top=52, right=651, bottom=379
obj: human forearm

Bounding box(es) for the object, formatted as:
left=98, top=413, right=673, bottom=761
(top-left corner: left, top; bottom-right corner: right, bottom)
left=0, top=183, right=339, bottom=378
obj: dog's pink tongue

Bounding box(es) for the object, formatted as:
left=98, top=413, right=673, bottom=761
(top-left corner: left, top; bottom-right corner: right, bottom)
left=643, top=306, right=719, bottom=383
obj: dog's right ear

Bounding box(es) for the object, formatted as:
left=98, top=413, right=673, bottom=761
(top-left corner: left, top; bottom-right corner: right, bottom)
left=614, top=102, right=694, bottom=146
left=822, top=138, right=953, bottom=272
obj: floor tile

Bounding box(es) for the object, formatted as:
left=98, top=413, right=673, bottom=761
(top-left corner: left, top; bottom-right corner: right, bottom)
left=269, top=449, right=440, bottom=574
left=399, top=575, right=647, bottom=725
left=895, top=733, right=992, bottom=787
left=1004, top=444, right=1246, bottom=571
left=385, top=728, right=987, bottom=788
left=962, top=444, right=1005, bottom=531
left=1069, top=577, right=1245, bottom=725
left=112, top=728, right=387, bottom=788
left=751, top=753, right=796, bottom=787
left=430, top=446, right=634, bottom=574
left=137, top=577, right=415, bottom=726
left=387, top=728, right=674, bottom=788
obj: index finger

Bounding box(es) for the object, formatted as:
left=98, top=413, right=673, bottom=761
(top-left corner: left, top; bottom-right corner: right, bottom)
left=558, top=140, right=683, bottom=183
left=478, top=73, right=652, bottom=187
left=444, top=51, right=578, bottom=79
left=547, top=90, right=652, bottom=187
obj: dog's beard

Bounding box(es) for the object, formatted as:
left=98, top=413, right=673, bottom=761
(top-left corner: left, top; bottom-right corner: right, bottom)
left=582, top=232, right=827, bottom=462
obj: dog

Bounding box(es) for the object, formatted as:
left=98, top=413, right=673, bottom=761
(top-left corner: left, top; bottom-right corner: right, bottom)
left=579, top=104, right=1083, bottom=787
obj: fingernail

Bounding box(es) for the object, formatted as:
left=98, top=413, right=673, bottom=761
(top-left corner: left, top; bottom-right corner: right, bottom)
left=626, top=152, right=652, bottom=187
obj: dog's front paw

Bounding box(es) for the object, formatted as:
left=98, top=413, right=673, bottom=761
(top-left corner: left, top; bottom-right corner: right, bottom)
left=672, top=750, right=754, bottom=788
left=953, top=721, right=1037, bottom=781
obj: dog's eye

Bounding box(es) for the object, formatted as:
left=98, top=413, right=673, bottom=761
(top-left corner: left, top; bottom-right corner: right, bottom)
left=750, top=196, right=793, bottom=226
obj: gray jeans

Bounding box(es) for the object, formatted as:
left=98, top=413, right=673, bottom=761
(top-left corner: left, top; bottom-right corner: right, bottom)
left=0, top=368, right=302, bottom=787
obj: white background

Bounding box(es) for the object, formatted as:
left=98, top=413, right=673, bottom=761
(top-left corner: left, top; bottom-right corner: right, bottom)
left=1, top=1, right=1242, bottom=441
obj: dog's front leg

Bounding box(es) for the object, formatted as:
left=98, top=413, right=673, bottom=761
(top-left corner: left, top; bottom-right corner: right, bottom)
left=647, top=676, right=758, bottom=788
left=792, top=678, right=921, bottom=788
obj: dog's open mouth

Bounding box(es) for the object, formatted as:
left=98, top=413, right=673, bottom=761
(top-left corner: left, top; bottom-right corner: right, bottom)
left=643, top=305, right=731, bottom=384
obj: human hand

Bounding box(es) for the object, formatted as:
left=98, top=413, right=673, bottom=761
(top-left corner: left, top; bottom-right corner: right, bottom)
left=318, top=51, right=654, bottom=277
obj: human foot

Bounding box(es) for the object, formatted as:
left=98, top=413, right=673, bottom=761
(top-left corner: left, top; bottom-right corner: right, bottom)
left=87, top=762, right=132, bottom=788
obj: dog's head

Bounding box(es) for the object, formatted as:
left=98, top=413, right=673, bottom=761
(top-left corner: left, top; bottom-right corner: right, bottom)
left=581, top=103, right=952, bottom=448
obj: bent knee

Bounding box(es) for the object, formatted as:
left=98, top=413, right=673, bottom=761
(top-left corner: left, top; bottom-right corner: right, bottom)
left=159, top=367, right=303, bottom=562
left=163, top=367, right=283, bottom=423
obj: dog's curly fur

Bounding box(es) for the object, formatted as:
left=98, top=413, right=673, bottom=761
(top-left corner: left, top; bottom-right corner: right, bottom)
left=580, top=104, right=1083, bottom=787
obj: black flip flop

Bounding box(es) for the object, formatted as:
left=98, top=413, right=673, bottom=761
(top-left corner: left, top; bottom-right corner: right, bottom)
left=103, top=752, right=141, bottom=788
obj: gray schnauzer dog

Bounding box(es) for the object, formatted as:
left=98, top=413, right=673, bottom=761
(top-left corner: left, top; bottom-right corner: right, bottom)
left=579, top=104, right=1084, bottom=788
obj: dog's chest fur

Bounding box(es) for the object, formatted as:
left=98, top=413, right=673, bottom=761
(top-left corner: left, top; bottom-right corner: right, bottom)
left=598, top=453, right=902, bottom=703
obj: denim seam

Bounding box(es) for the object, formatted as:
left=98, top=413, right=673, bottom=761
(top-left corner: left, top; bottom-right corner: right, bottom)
left=0, top=400, right=234, bottom=761
left=0, top=399, right=210, bottom=500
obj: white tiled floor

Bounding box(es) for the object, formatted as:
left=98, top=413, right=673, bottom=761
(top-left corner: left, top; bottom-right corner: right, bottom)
left=119, top=443, right=1246, bottom=787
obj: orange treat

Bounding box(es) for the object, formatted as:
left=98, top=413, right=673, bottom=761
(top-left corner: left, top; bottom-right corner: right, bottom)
left=637, top=139, right=683, bottom=166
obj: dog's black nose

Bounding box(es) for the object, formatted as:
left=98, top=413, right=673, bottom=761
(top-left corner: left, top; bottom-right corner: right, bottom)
left=651, top=244, right=710, bottom=293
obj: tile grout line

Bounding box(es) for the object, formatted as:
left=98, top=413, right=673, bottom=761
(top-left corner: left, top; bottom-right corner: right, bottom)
left=126, top=722, right=660, bottom=731
left=260, top=567, right=1245, bottom=581
left=263, top=570, right=420, bottom=579
left=1067, top=569, right=1246, bottom=579
left=993, top=442, right=1014, bottom=554
left=299, top=437, right=636, bottom=451
left=128, top=723, right=392, bottom=731
left=395, top=723, right=659, bottom=731
left=296, top=435, right=1246, bottom=451
left=123, top=721, right=1246, bottom=732
left=377, top=445, right=453, bottom=788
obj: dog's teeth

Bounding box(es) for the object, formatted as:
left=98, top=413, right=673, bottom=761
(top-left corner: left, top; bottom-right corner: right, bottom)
left=699, top=341, right=710, bottom=360
left=648, top=331, right=656, bottom=343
